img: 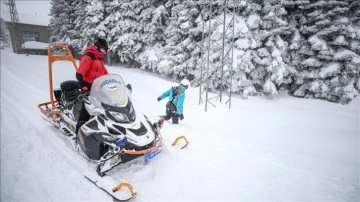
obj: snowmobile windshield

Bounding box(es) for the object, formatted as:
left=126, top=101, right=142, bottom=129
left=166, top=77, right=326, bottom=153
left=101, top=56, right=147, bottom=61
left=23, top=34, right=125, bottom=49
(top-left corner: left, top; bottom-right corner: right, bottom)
left=90, top=74, right=129, bottom=107
left=90, top=74, right=129, bottom=108
left=89, top=74, right=135, bottom=123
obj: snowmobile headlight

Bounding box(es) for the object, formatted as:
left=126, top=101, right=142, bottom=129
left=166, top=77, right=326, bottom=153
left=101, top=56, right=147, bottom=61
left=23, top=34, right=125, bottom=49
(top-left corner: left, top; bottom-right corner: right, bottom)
left=108, top=111, right=129, bottom=122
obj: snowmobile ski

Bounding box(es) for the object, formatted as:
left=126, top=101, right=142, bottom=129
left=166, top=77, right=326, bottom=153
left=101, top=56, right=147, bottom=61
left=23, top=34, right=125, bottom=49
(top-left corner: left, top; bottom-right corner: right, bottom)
left=84, top=171, right=136, bottom=201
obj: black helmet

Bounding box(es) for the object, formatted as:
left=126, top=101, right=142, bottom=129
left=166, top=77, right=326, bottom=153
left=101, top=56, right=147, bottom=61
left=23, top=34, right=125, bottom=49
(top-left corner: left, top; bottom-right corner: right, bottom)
left=94, top=37, right=108, bottom=53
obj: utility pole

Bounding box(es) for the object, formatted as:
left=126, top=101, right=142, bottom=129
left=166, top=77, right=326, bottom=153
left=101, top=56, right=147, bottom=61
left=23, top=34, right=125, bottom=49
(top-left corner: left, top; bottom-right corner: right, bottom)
left=3, top=0, right=23, bottom=53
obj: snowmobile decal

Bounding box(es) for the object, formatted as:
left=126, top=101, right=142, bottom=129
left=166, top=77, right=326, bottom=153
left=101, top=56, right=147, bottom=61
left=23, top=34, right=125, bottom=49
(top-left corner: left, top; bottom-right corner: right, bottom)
left=98, top=78, right=122, bottom=89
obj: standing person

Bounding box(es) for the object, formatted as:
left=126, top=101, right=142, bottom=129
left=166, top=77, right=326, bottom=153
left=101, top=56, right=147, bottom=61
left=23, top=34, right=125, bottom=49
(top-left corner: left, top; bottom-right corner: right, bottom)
left=157, top=79, right=190, bottom=124
left=75, top=37, right=109, bottom=135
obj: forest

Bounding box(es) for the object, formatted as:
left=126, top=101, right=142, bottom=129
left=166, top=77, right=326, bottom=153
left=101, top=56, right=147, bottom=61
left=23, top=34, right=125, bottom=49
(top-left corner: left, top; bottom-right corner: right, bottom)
left=49, top=0, right=360, bottom=103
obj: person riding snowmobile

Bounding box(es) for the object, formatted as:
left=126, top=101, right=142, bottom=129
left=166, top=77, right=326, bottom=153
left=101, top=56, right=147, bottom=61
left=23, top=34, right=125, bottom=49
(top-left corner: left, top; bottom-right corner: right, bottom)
left=75, top=37, right=109, bottom=134
left=157, top=79, right=190, bottom=124
left=76, top=38, right=109, bottom=91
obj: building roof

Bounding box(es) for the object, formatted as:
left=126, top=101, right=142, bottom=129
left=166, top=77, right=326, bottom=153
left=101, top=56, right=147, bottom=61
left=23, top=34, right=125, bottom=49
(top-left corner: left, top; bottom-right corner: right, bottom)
left=1, top=10, right=49, bottom=26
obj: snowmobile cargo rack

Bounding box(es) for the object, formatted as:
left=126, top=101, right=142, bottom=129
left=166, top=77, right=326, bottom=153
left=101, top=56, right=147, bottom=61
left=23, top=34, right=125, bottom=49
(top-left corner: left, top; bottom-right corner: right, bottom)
left=38, top=44, right=78, bottom=115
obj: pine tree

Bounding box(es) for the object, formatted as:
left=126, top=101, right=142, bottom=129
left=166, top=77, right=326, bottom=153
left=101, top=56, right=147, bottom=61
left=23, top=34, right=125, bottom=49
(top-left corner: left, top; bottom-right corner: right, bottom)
left=0, top=18, right=10, bottom=49
left=257, top=0, right=292, bottom=96
left=230, top=1, right=263, bottom=97
left=286, top=0, right=359, bottom=104
left=49, top=0, right=76, bottom=44
left=106, top=0, right=144, bottom=63
left=137, top=0, right=169, bottom=70
left=157, top=0, right=202, bottom=80
left=70, top=0, right=91, bottom=55
left=78, top=0, right=108, bottom=50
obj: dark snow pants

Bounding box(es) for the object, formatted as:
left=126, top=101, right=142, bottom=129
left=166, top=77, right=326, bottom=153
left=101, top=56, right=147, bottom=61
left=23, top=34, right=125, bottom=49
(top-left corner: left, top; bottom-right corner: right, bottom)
left=164, top=101, right=179, bottom=124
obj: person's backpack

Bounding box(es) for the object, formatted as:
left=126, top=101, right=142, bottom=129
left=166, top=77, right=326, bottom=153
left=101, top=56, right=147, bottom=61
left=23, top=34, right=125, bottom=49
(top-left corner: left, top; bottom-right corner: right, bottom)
left=172, top=86, right=183, bottom=97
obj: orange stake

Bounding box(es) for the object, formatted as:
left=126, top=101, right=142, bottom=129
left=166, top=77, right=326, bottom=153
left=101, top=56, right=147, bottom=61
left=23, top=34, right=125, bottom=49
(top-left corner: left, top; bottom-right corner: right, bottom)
left=112, top=182, right=137, bottom=197
left=172, top=136, right=190, bottom=149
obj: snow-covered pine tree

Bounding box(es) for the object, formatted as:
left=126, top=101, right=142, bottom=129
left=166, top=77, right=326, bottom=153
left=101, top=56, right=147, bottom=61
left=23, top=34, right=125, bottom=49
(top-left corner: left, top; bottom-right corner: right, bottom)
left=230, top=1, right=262, bottom=97
left=257, top=0, right=292, bottom=96
left=348, top=1, right=360, bottom=95
left=102, top=0, right=123, bottom=63
left=0, top=18, right=10, bottom=49
left=70, top=0, right=91, bottom=56
left=49, top=0, right=74, bottom=43
left=78, top=0, right=108, bottom=52
left=286, top=0, right=359, bottom=104
left=280, top=0, right=309, bottom=95
left=49, top=0, right=89, bottom=57
left=157, top=0, right=202, bottom=80
left=106, top=0, right=143, bottom=63
left=136, top=0, right=169, bottom=70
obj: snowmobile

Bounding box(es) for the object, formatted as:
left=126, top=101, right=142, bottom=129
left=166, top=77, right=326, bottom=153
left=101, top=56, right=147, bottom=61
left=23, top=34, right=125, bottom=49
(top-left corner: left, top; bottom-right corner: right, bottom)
left=42, top=74, right=163, bottom=175
left=38, top=44, right=163, bottom=200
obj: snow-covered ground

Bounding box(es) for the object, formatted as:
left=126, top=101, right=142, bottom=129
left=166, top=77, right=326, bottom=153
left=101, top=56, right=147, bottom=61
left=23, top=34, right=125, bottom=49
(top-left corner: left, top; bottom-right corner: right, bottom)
left=1, top=48, right=359, bottom=201
left=22, top=41, right=49, bottom=49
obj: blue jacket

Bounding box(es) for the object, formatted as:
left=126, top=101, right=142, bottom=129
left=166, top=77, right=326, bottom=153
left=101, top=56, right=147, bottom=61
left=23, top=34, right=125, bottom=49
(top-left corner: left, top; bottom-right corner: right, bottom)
left=160, top=85, right=186, bottom=115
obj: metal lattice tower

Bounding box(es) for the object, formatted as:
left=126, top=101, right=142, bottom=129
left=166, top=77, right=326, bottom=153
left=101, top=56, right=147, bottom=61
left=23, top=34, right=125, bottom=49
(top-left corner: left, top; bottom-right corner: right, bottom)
left=198, top=0, right=236, bottom=111
left=3, top=0, right=22, bottom=53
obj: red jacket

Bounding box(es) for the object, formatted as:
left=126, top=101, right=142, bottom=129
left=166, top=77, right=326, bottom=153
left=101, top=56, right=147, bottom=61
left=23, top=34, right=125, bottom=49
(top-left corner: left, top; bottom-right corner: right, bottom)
left=77, top=45, right=108, bottom=85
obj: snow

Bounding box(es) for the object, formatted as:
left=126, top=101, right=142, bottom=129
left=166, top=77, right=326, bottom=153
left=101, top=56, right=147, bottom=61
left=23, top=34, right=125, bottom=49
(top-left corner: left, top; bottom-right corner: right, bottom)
left=235, top=38, right=250, bottom=50
left=301, top=57, right=323, bottom=67
left=22, top=41, right=49, bottom=49
left=1, top=48, right=359, bottom=201
left=319, top=62, right=341, bottom=78
left=308, top=35, right=328, bottom=51
left=333, top=35, right=348, bottom=46
left=246, top=14, right=260, bottom=29
left=334, top=49, right=357, bottom=61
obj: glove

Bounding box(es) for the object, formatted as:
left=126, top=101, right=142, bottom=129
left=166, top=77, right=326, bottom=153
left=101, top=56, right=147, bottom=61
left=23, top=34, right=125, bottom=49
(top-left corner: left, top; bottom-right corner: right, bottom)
left=81, top=86, right=89, bottom=91
left=81, top=86, right=90, bottom=96
left=179, top=114, right=184, bottom=120
left=157, top=97, right=162, bottom=101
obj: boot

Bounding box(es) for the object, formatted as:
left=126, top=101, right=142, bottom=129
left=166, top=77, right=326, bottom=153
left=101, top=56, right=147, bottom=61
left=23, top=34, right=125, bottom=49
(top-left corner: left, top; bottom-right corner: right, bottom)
left=171, top=115, right=179, bottom=124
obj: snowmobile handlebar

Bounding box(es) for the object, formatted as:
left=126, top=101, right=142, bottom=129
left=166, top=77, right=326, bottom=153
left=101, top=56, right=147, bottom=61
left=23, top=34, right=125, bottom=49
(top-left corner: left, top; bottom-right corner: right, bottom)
left=78, top=93, right=90, bottom=104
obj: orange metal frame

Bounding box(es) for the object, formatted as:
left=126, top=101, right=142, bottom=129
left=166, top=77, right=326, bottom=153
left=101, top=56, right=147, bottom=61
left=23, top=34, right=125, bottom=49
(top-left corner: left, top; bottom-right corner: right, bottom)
left=38, top=44, right=77, bottom=115
left=123, top=136, right=162, bottom=155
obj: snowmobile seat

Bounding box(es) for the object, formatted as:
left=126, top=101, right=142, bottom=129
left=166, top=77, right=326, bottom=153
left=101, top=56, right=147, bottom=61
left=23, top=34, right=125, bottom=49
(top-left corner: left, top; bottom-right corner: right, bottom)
left=60, top=80, right=80, bottom=109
